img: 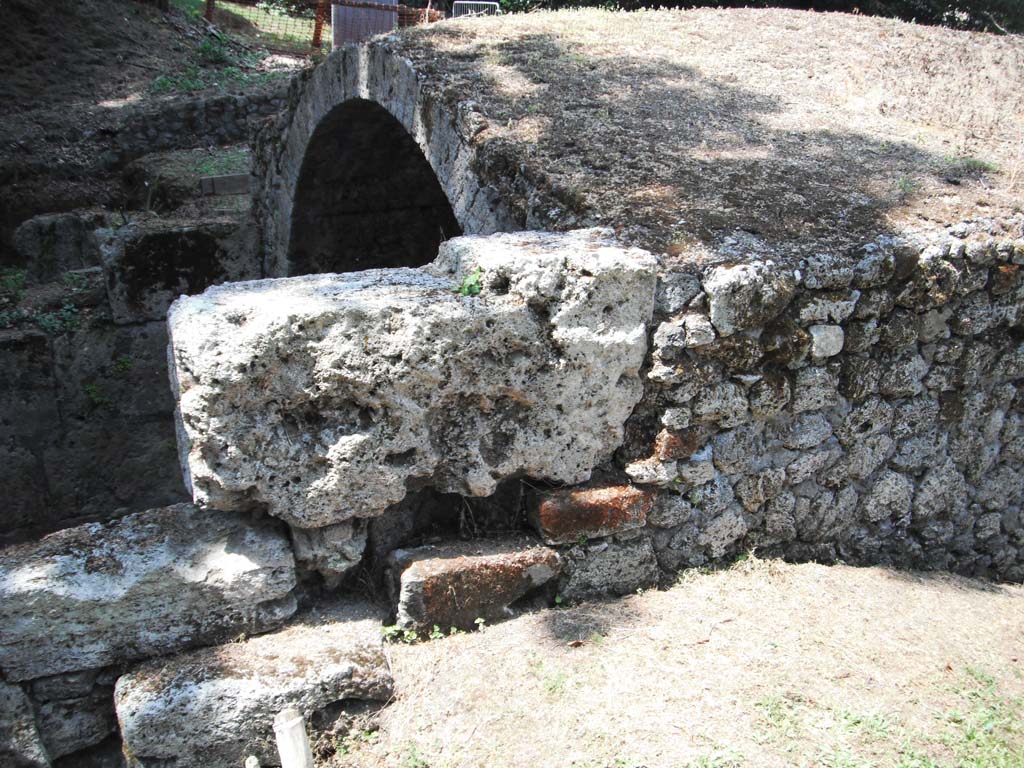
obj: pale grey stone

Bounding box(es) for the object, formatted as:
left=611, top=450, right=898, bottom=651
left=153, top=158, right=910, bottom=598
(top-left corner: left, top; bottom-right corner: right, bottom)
left=116, top=601, right=393, bottom=768
left=792, top=366, right=839, bottom=413
left=648, top=493, right=694, bottom=528
left=879, top=353, right=929, bottom=397
left=168, top=230, right=656, bottom=527
left=682, top=313, right=717, bottom=346
left=676, top=444, right=716, bottom=485
left=803, top=253, right=853, bottom=289
left=797, top=290, right=860, bottom=324
left=735, top=468, right=786, bottom=512
left=786, top=445, right=842, bottom=485
left=656, top=272, right=702, bottom=315
left=844, top=433, right=894, bottom=480
left=625, top=457, right=677, bottom=487
left=35, top=690, right=116, bottom=760
left=749, top=372, right=791, bottom=418
left=712, top=425, right=764, bottom=474
left=692, top=381, right=749, bottom=427
left=560, top=538, right=658, bottom=598
left=974, top=512, right=1003, bottom=540
left=764, top=491, right=798, bottom=540
left=0, top=681, right=50, bottom=768
left=914, top=457, right=968, bottom=521
left=809, top=325, right=845, bottom=358
left=0, top=504, right=296, bottom=681
left=661, top=407, right=691, bottom=430
left=290, top=521, right=367, bottom=587
left=698, top=507, right=748, bottom=558
left=835, top=398, right=893, bottom=445
left=862, top=470, right=914, bottom=524
left=702, top=262, right=796, bottom=336
left=779, top=413, right=833, bottom=450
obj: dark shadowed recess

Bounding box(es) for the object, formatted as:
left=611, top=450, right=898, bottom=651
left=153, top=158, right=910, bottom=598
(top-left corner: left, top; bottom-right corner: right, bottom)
left=288, top=98, right=462, bottom=276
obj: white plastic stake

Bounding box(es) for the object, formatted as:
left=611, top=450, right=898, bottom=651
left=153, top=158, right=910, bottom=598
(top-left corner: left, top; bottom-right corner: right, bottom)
left=273, top=708, right=315, bottom=768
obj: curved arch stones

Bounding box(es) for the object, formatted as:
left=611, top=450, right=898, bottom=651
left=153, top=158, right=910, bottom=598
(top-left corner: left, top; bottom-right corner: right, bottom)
left=254, top=43, right=524, bottom=277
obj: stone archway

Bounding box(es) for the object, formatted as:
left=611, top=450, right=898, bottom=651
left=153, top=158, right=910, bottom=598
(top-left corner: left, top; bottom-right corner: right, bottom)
left=288, top=99, right=462, bottom=275
left=254, top=45, right=523, bottom=277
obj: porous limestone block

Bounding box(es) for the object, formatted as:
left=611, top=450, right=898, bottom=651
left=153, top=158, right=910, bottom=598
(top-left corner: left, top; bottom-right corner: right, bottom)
left=0, top=681, right=50, bottom=768
left=0, top=504, right=296, bottom=681
left=386, top=536, right=561, bottom=631
left=702, top=261, right=797, bottom=336
left=168, top=229, right=657, bottom=528
left=115, top=601, right=393, bottom=768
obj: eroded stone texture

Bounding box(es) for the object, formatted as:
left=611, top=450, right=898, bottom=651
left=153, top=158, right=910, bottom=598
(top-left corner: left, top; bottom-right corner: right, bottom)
left=529, top=485, right=653, bottom=544
left=0, top=504, right=297, bottom=681
left=0, top=681, right=50, bottom=768
left=290, top=521, right=367, bottom=587
left=169, top=229, right=656, bottom=528
left=115, top=601, right=392, bottom=768
left=387, top=536, right=560, bottom=631
left=560, top=537, right=659, bottom=598
left=637, top=220, right=1024, bottom=581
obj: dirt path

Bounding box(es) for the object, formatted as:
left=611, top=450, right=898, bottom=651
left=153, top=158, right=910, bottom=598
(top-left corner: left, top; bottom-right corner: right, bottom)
left=334, top=559, right=1024, bottom=768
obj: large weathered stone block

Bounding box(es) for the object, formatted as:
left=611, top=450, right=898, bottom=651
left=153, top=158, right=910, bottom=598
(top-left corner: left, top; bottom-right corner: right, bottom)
left=115, top=601, right=393, bottom=768
left=0, top=504, right=297, bottom=681
left=386, top=536, right=561, bottom=631
left=168, top=229, right=656, bottom=528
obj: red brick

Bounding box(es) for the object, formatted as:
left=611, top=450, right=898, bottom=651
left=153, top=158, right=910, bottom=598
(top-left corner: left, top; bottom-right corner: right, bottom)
left=529, top=485, right=653, bottom=545
left=386, top=536, right=560, bottom=631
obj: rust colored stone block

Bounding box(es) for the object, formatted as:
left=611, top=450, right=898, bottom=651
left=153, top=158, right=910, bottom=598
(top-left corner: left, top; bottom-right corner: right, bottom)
left=654, top=427, right=710, bottom=461
left=387, top=536, right=560, bottom=631
left=530, top=485, right=653, bottom=545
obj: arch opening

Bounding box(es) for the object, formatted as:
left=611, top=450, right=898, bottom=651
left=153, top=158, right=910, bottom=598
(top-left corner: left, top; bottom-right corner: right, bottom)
left=287, top=98, right=462, bottom=276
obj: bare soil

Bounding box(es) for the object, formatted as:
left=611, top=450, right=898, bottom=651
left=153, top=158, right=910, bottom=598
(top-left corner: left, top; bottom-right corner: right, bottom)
left=0, top=0, right=299, bottom=263
left=333, top=558, right=1024, bottom=768
left=396, top=9, right=1024, bottom=262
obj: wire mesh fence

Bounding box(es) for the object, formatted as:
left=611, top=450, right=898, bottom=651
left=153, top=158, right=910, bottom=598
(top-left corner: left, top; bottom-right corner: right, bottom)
left=203, top=0, right=447, bottom=55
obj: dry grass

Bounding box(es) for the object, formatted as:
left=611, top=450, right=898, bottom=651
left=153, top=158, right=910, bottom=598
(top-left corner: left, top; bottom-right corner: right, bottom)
left=396, top=9, right=1024, bottom=261
left=329, top=558, right=1024, bottom=768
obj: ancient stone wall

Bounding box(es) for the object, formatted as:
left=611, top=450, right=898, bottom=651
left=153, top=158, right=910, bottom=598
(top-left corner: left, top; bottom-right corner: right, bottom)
left=617, top=219, right=1024, bottom=583
left=0, top=214, right=262, bottom=544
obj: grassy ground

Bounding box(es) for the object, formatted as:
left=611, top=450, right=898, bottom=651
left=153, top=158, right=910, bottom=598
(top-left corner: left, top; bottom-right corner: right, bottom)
left=395, top=9, right=1024, bottom=261
left=329, top=558, right=1024, bottom=768
left=173, top=0, right=320, bottom=54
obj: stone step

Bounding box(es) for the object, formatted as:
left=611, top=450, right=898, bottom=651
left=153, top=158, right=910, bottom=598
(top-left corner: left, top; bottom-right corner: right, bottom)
left=0, top=503, right=297, bottom=682
left=385, top=535, right=561, bottom=632
left=115, top=600, right=393, bottom=768
left=527, top=483, right=654, bottom=544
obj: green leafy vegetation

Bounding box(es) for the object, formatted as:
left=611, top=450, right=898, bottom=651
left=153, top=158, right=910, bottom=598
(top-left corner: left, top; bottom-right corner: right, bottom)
left=34, top=304, right=80, bottom=335
left=453, top=267, right=484, bottom=297
left=0, top=269, right=26, bottom=303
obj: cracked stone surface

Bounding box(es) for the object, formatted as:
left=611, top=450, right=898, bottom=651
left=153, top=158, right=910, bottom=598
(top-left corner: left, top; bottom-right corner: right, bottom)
left=0, top=504, right=297, bottom=681
left=116, top=600, right=393, bottom=768
left=168, top=229, right=657, bottom=528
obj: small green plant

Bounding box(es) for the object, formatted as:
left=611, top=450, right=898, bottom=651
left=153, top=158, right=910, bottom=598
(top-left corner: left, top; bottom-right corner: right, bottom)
left=428, top=625, right=445, bottom=641
left=112, top=356, right=135, bottom=377
left=62, top=271, right=91, bottom=292
left=0, top=308, right=30, bottom=328
left=381, top=624, right=419, bottom=644
left=453, top=267, right=483, bottom=297
left=83, top=383, right=111, bottom=408
left=35, top=304, right=79, bottom=335
left=473, top=617, right=487, bottom=630
left=946, top=154, right=999, bottom=175
left=197, top=36, right=232, bottom=65
left=554, top=595, right=564, bottom=606
left=0, top=269, right=26, bottom=302
left=401, top=744, right=430, bottom=768
left=448, top=625, right=464, bottom=636
left=543, top=671, right=568, bottom=696
left=897, top=175, right=917, bottom=199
